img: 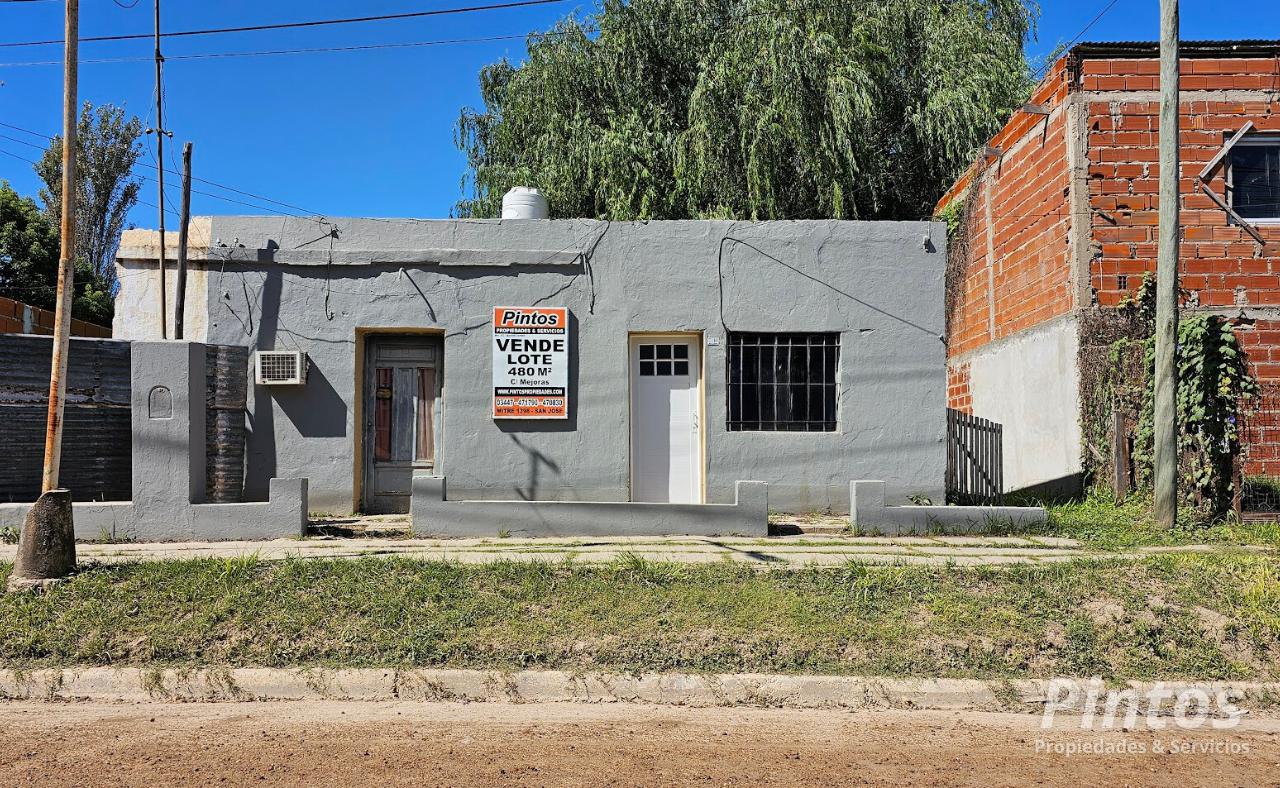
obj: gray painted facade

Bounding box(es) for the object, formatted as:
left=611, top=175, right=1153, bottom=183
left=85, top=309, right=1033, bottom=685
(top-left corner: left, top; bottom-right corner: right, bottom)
left=115, top=218, right=947, bottom=515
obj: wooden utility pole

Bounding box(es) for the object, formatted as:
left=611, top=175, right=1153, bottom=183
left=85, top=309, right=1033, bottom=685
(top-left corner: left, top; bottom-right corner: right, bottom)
left=1153, top=0, right=1180, bottom=528
left=41, top=0, right=79, bottom=493
left=152, top=0, right=169, bottom=339
left=174, top=141, right=192, bottom=339
left=9, top=0, right=81, bottom=592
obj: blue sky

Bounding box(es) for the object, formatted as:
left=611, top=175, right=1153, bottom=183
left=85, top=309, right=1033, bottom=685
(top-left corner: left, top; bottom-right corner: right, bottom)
left=0, top=0, right=1276, bottom=227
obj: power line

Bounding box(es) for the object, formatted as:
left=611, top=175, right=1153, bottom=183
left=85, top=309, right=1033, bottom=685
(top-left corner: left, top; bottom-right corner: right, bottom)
left=0, top=130, right=316, bottom=218
left=0, top=144, right=177, bottom=218
left=0, top=32, right=539, bottom=67
left=0, top=0, right=571, bottom=48
left=0, top=119, right=327, bottom=217
left=0, top=2, right=896, bottom=69
left=1032, top=0, right=1125, bottom=79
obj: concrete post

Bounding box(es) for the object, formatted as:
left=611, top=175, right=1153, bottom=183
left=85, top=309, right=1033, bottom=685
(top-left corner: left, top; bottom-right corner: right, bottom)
left=131, top=342, right=206, bottom=517
left=849, top=480, right=885, bottom=529
left=6, top=489, right=75, bottom=593
left=733, top=480, right=768, bottom=524
left=1153, top=0, right=1181, bottom=527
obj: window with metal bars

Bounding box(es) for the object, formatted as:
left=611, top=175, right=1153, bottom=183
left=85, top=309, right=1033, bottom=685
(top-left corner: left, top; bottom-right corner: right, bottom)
left=727, top=333, right=839, bottom=431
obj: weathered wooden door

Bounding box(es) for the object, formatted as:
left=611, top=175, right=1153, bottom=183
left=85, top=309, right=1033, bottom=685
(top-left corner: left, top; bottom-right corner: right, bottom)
left=362, top=336, right=441, bottom=514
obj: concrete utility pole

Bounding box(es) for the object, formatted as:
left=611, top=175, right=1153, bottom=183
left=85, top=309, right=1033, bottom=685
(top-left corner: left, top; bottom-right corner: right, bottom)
left=1153, top=0, right=1180, bottom=528
left=150, top=0, right=170, bottom=339
left=174, top=141, right=192, bottom=340
left=9, top=0, right=79, bottom=592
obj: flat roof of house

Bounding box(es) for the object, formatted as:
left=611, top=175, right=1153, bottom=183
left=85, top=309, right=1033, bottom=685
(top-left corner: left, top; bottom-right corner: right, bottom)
left=1071, top=39, right=1280, bottom=59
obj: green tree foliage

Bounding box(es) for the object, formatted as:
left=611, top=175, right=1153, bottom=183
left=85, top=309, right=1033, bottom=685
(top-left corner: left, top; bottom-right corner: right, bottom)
left=457, top=0, right=1035, bottom=220
left=0, top=181, right=111, bottom=325
left=36, top=101, right=143, bottom=320
left=0, top=181, right=59, bottom=308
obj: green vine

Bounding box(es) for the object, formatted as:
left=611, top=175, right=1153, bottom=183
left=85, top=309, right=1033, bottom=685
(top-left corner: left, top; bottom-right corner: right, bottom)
left=936, top=191, right=977, bottom=344
left=1116, top=274, right=1258, bottom=516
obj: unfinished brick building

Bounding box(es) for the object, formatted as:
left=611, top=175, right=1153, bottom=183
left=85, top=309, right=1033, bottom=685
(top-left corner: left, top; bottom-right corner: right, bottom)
left=938, top=40, right=1280, bottom=496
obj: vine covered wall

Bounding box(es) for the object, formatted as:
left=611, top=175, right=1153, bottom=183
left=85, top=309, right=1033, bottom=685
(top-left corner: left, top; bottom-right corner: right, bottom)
left=1077, top=275, right=1258, bottom=516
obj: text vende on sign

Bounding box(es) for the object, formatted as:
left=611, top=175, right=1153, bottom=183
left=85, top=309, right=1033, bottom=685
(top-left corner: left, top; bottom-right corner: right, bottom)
left=492, top=306, right=569, bottom=419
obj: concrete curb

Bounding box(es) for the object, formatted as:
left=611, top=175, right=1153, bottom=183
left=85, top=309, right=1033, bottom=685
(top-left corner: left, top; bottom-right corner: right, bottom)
left=2, top=668, right=1278, bottom=713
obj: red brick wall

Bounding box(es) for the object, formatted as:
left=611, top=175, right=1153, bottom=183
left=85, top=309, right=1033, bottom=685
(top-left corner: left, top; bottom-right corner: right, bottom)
left=1235, top=319, right=1280, bottom=476
left=941, top=48, right=1280, bottom=480
left=947, top=363, right=972, bottom=413
left=1080, top=56, right=1280, bottom=92
left=944, top=59, right=1076, bottom=359
left=0, top=295, right=112, bottom=338
left=1085, top=58, right=1280, bottom=308
left=946, top=54, right=1280, bottom=356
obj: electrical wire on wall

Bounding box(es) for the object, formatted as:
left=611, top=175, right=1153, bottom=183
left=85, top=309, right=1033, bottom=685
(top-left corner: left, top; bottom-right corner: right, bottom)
left=715, top=233, right=944, bottom=342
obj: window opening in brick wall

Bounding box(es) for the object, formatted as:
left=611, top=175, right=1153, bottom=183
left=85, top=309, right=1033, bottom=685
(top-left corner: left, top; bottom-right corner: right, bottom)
left=727, top=333, right=839, bottom=431
left=1229, top=135, right=1280, bottom=222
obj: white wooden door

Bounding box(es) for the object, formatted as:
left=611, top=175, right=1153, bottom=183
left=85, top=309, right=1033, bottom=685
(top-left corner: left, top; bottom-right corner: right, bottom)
left=630, top=336, right=701, bottom=503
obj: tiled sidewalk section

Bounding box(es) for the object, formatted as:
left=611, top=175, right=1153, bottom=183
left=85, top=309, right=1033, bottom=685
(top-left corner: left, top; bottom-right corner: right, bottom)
left=1, top=534, right=1270, bottom=568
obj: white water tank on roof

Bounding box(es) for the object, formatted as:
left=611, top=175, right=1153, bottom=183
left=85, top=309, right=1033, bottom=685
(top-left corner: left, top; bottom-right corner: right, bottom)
left=502, top=186, right=549, bottom=219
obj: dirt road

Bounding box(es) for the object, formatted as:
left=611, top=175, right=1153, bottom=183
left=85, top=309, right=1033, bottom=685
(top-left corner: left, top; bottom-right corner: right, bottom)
left=1, top=701, right=1276, bottom=786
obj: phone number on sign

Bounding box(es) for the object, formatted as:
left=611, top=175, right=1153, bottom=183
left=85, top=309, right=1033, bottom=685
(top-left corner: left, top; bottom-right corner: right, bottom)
left=496, top=398, right=564, bottom=408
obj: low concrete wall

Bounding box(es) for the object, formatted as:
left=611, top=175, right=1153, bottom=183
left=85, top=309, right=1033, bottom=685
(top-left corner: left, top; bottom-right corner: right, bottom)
left=412, top=476, right=768, bottom=537
left=849, top=480, right=1046, bottom=536
left=0, top=479, right=307, bottom=542
left=0, top=341, right=307, bottom=542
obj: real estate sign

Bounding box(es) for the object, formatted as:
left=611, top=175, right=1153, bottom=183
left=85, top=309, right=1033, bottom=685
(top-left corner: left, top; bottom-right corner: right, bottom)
left=492, top=306, right=569, bottom=419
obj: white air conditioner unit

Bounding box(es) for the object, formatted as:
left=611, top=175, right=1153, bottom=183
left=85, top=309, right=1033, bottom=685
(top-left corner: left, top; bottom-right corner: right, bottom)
left=255, top=350, right=308, bottom=385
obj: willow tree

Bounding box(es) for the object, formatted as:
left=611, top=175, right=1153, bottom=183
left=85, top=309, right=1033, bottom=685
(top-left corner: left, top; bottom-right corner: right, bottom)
left=457, top=0, right=1035, bottom=220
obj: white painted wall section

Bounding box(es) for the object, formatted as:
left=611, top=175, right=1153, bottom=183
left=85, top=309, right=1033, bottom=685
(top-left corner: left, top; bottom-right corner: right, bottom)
left=967, top=315, right=1082, bottom=492
left=113, top=219, right=212, bottom=342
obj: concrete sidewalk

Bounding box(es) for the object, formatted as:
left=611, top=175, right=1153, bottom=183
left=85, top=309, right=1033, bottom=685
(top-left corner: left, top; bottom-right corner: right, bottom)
left=1, top=533, right=1269, bottom=568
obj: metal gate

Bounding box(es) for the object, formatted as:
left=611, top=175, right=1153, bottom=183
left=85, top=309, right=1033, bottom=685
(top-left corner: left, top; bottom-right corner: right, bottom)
left=1239, top=383, right=1280, bottom=519
left=946, top=408, right=1004, bottom=505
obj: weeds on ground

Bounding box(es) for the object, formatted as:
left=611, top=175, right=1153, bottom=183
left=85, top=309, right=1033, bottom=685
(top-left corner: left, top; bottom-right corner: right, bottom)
left=1001, top=490, right=1280, bottom=550
left=0, top=553, right=1275, bottom=681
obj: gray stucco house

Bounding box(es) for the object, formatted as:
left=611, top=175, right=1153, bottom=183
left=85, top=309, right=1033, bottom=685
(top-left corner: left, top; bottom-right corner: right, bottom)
left=113, top=216, right=946, bottom=517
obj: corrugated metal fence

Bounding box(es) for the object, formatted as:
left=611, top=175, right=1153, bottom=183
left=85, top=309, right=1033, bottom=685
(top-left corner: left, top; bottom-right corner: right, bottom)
left=945, top=408, right=1004, bottom=505
left=0, top=334, right=132, bottom=502
left=0, top=336, right=251, bottom=505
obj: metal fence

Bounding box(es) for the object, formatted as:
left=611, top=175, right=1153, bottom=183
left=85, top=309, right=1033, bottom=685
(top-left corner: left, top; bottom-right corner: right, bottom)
left=0, top=336, right=251, bottom=505
left=946, top=408, right=1004, bottom=505
left=0, top=334, right=132, bottom=502
left=1239, top=383, right=1280, bottom=518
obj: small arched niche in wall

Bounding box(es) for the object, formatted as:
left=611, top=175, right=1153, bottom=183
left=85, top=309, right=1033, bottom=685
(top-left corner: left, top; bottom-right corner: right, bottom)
left=148, top=385, right=173, bottom=420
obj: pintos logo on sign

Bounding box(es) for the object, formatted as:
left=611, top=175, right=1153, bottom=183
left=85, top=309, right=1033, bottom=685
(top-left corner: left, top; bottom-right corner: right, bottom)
left=492, top=306, right=569, bottom=419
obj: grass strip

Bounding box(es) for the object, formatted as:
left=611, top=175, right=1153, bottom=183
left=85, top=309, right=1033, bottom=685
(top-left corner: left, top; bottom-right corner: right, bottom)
left=1016, top=496, right=1280, bottom=550
left=0, top=554, right=1276, bottom=681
